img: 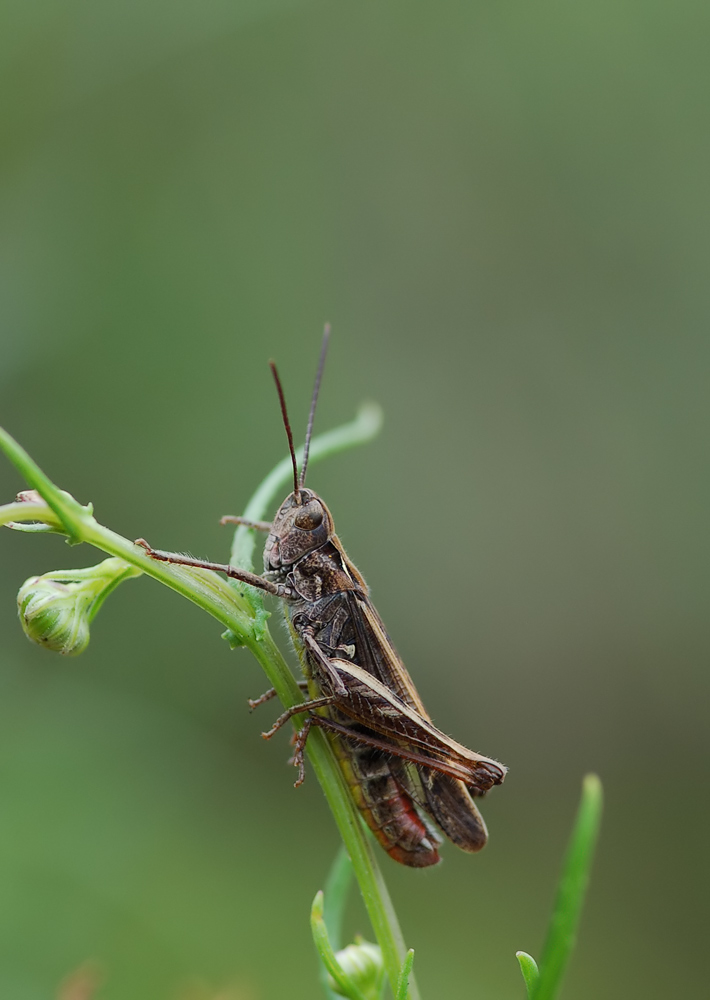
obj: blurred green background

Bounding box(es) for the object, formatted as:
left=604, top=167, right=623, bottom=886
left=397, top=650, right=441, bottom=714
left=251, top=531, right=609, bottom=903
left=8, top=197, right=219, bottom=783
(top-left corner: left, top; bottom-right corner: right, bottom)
left=1, top=1, right=708, bottom=997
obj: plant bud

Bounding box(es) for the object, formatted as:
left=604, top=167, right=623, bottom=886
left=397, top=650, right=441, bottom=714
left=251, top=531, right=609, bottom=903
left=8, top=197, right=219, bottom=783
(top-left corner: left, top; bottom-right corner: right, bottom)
left=17, top=558, right=140, bottom=656
left=18, top=576, right=92, bottom=654
left=329, top=939, right=384, bottom=999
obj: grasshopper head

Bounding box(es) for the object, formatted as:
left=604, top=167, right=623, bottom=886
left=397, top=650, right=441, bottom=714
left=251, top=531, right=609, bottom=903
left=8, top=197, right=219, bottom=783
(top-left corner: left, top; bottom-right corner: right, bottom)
left=264, top=488, right=333, bottom=571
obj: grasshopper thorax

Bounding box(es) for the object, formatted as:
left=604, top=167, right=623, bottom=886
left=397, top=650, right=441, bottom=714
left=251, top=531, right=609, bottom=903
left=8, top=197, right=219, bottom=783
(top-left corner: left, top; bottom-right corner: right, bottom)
left=264, top=488, right=334, bottom=573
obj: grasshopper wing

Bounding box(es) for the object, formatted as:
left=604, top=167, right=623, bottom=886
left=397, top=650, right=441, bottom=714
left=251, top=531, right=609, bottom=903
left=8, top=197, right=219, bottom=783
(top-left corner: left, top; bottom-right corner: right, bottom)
left=420, top=772, right=488, bottom=852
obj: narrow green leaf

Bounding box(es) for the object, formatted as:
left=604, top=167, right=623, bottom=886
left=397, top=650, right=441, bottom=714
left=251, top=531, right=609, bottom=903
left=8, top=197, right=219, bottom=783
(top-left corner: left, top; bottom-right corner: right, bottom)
left=310, top=891, right=369, bottom=1000
left=395, top=949, right=415, bottom=1000
left=317, top=848, right=355, bottom=1000
left=534, top=774, right=603, bottom=1000
left=323, top=846, right=354, bottom=952
left=516, top=951, right=539, bottom=998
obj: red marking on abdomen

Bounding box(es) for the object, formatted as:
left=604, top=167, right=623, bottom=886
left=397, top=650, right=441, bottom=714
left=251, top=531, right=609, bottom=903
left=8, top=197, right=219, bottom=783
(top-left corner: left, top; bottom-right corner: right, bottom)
left=327, top=726, right=441, bottom=868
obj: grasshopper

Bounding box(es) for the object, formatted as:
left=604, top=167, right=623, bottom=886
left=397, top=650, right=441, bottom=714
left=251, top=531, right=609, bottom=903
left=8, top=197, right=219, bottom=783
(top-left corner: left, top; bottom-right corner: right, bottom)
left=136, top=330, right=506, bottom=866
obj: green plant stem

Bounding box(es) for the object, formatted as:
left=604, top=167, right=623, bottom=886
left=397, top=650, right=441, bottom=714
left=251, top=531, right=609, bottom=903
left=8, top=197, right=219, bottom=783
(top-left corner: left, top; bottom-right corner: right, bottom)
left=0, top=501, right=63, bottom=530
left=239, top=614, right=414, bottom=1000
left=84, top=561, right=144, bottom=622
left=0, top=405, right=417, bottom=1000
left=0, top=429, right=86, bottom=538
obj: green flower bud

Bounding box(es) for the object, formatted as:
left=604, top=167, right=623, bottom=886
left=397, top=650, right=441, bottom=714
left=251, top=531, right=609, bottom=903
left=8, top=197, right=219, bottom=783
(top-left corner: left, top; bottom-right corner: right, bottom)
left=19, top=576, right=92, bottom=654
left=329, top=938, right=384, bottom=999
left=17, top=557, right=141, bottom=655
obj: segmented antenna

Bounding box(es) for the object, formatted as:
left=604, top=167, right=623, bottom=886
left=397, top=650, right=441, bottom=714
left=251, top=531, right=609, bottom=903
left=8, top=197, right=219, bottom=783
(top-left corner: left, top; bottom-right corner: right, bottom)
left=269, top=360, right=301, bottom=502
left=300, top=324, right=331, bottom=488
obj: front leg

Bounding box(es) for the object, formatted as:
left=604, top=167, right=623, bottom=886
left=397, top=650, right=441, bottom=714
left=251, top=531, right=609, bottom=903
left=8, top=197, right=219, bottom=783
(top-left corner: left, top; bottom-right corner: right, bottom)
left=134, top=538, right=290, bottom=597
left=301, top=630, right=348, bottom=698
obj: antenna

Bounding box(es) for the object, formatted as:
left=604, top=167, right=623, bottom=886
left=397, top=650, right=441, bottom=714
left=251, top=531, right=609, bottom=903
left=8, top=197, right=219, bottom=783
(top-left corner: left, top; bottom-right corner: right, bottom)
left=300, top=323, right=331, bottom=488
left=269, top=360, right=301, bottom=502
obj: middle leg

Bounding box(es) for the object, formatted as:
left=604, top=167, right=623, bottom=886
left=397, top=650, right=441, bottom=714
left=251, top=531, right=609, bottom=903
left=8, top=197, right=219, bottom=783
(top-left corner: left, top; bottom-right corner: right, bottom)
left=248, top=681, right=308, bottom=711
left=261, top=695, right=335, bottom=740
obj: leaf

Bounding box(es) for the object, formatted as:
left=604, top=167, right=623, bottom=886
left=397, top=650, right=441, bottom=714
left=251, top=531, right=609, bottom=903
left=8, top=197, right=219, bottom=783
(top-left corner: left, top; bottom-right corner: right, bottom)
left=310, top=890, right=369, bottom=1000
left=534, top=774, right=603, bottom=1000
left=515, top=951, right=539, bottom=999
left=395, top=949, right=415, bottom=1000
left=317, top=848, right=355, bottom=1000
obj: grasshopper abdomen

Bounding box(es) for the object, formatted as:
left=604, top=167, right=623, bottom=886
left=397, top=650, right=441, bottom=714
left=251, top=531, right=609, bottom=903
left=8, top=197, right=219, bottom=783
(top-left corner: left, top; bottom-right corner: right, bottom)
left=329, top=730, right=441, bottom=867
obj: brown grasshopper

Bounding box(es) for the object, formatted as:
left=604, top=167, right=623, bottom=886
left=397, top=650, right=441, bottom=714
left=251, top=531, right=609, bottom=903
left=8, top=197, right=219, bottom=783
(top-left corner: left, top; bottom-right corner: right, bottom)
left=136, top=330, right=506, bottom=867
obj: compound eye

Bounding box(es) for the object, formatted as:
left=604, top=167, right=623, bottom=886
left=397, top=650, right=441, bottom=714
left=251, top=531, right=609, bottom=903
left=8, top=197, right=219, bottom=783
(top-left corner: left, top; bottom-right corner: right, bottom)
left=294, top=502, right=324, bottom=531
